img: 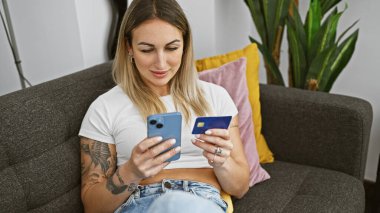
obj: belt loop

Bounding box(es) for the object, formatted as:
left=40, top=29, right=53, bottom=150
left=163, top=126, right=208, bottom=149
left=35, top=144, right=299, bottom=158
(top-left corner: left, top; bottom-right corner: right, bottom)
left=161, top=179, right=168, bottom=192
left=133, top=187, right=140, bottom=199
left=183, top=180, right=189, bottom=192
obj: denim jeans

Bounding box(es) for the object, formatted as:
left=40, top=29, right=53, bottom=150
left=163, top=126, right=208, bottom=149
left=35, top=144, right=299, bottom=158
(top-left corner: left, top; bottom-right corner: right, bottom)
left=114, top=179, right=227, bottom=213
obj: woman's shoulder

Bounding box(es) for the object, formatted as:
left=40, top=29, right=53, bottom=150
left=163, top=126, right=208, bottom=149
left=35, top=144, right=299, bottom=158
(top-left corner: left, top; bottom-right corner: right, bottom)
left=90, top=85, right=132, bottom=109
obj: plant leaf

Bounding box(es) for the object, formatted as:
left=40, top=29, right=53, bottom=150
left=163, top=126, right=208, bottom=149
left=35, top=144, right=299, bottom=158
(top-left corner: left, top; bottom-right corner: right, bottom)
left=289, top=2, right=307, bottom=51
left=320, top=0, right=341, bottom=15
left=305, top=47, right=335, bottom=90
left=249, top=36, right=285, bottom=85
left=308, top=8, right=340, bottom=62
left=262, top=0, right=277, bottom=50
left=319, top=11, right=342, bottom=54
left=305, top=0, right=322, bottom=54
left=337, top=19, right=358, bottom=43
left=244, top=0, right=268, bottom=45
left=268, top=0, right=291, bottom=51
left=321, top=30, right=359, bottom=91
left=287, top=18, right=307, bottom=88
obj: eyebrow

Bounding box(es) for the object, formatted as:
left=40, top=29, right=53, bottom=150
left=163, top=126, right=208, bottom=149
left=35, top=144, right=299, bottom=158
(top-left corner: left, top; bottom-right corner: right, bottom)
left=137, top=39, right=181, bottom=47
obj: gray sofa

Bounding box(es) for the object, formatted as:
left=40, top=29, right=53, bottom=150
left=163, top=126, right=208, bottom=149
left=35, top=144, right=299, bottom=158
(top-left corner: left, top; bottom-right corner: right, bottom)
left=0, top=62, right=372, bottom=213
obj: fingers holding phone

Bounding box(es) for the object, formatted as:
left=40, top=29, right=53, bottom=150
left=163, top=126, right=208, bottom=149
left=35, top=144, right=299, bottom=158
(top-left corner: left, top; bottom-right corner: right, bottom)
left=127, top=112, right=182, bottom=179
left=130, top=137, right=181, bottom=179
left=128, top=136, right=180, bottom=179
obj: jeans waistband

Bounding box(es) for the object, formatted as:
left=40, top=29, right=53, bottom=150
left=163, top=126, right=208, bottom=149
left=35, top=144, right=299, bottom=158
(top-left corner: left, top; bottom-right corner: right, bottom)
left=134, top=179, right=220, bottom=199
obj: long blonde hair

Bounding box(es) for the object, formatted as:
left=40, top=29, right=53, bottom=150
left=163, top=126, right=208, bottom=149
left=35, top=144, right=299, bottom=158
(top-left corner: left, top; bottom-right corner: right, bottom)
left=112, top=0, right=211, bottom=123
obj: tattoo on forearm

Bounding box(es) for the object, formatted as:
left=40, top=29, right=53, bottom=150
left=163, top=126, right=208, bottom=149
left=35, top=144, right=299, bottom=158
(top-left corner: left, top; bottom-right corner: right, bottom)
left=106, top=169, right=128, bottom=194
left=81, top=139, right=120, bottom=194
left=106, top=177, right=128, bottom=194
left=116, top=169, right=125, bottom=185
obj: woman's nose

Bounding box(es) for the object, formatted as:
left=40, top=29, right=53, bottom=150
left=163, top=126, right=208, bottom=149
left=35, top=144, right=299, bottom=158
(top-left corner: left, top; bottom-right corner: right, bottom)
left=155, top=51, right=166, bottom=69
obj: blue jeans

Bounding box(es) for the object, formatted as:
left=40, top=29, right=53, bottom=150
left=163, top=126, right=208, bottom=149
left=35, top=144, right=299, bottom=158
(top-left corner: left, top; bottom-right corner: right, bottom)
left=114, top=179, right=227, bottom=213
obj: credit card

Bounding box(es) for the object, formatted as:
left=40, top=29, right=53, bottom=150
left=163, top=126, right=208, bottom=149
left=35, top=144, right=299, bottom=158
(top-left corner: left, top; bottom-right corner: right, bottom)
left=192, top=116, right=232, bottom=134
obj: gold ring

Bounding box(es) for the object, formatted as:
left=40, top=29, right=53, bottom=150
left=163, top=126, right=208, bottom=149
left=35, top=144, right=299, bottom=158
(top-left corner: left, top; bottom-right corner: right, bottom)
left=211, top=153, right=217, bottom=163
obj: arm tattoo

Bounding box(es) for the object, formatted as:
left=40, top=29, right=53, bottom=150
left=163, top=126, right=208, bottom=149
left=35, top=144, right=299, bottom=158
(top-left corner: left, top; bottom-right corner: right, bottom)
left=106, top=169, right=137, bottom=195
left=116, top=169, right=125, bottom=185
left=106, top=169, right=128, bottom=194
left=81, top=162, right=88, bottom=176
left=81, top=140, right=136, bottom=195
left=92, top=142, right=112, bottom=174
left=81, top=141, right=112, bottom=175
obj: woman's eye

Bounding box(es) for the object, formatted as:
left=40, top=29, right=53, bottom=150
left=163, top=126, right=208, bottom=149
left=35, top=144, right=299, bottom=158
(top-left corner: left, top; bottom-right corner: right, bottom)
left=141, top=49, right=153, bottom=53
left=166, top=47, right=179, bottom=51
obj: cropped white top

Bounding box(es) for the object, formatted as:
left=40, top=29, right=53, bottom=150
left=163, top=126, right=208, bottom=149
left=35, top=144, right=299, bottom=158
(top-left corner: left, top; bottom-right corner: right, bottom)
left=79, top=80, right=238, bottom=169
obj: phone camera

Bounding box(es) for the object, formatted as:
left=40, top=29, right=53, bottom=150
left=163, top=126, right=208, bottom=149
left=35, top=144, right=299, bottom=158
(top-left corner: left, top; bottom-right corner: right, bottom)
left=150, top=119, right=157, bottom=125
left=156, top=123, right=163, bottom=129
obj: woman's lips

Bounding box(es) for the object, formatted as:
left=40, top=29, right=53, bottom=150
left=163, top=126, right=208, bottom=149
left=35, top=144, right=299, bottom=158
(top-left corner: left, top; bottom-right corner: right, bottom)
left=151, top=70, right=168, bottom=78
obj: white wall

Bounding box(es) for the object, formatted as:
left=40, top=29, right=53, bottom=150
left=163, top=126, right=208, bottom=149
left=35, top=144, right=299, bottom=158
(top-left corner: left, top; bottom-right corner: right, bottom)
left=74, top=0, right=112, bottom=67
left=2, top=0, right=84, bottom=86
left=0, top=0, right=110, bottom=93
left=0, top=0, right=378, bottom=181
left=0, top=0, right=23, bottom=94
left=177, top=0, right=216, bottom=59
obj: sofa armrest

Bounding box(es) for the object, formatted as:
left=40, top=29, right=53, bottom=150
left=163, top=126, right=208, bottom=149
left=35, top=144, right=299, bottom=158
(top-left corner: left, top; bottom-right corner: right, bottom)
left=259, top=84, right=372, bottom=180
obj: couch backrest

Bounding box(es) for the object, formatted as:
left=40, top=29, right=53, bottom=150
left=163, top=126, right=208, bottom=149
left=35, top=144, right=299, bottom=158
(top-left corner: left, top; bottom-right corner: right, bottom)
left=0, top=62, right=115, bottom=212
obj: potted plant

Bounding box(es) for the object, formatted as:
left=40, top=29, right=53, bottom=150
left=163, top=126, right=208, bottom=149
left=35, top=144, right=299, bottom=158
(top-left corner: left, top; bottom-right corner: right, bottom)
left=244, top=0, right=359, bottom=92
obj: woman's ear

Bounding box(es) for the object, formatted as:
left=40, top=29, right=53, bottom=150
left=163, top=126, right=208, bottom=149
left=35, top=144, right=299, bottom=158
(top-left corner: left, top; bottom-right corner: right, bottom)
left=127, top=44, right=133, bottom=56
left=126, top=39, right=133, bottom=56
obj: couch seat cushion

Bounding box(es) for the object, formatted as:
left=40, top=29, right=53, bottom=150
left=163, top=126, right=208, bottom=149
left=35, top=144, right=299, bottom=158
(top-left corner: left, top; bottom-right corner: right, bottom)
left=233, top=161, right=365, bottom=213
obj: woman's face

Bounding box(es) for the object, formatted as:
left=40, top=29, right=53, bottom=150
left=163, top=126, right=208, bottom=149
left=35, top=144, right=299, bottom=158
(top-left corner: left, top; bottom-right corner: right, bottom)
left=129, top=18, right=184, bottom=96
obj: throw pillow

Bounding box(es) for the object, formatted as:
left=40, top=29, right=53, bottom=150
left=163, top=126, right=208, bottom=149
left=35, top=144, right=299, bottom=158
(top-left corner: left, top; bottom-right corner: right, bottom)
left=196, top=43, right=274, bottom=163
left=198, top=57, right=270, bottom=186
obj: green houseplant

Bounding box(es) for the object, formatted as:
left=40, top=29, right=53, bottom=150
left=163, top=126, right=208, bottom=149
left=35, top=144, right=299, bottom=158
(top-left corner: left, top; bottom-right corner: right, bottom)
left=244, top=0, right=358, bottom=92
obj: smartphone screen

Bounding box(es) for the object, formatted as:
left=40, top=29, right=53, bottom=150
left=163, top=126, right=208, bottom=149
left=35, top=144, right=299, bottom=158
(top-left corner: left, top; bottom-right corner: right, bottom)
left=192, top=116, right=232, bottom=134
left=147, top=112, right=182, bottom=162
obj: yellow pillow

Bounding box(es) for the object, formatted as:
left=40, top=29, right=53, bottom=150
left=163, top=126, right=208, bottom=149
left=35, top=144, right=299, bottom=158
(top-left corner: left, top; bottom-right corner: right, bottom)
left=196, top=43, right=274, bottom=163
left=221, top=191, right=233, bottom=213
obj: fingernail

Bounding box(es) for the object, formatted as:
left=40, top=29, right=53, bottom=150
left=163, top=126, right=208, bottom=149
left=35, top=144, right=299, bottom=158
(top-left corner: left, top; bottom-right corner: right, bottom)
left=205, top=130, right=212, bottom=135
left=174, top=146, right=181, bottom=152
left=193, top=138, right=204, bottom=143
left=170, top=139, right=176, bottom=145
left=195, top=134, right=200, bottom=138
left=156, top=136, right=163, bottom=141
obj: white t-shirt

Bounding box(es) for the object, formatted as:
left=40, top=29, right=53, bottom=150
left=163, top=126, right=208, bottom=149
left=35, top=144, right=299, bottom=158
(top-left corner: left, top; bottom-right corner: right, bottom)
left=79, top=80, right=238, bottom=169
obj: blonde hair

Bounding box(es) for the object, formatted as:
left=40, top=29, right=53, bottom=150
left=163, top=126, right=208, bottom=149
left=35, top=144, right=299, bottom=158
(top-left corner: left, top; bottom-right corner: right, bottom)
left=112, top=0, right=211, bottom=123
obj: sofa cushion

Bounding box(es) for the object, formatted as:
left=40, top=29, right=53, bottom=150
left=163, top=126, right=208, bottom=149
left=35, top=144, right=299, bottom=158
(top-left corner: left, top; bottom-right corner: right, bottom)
left=233, top=161, right=365, bottom=213
left=0, top=62, right=115, bottom=212
left=196, top=43, right=274, bottom=163
left=198, top=58, right=270, bottom=187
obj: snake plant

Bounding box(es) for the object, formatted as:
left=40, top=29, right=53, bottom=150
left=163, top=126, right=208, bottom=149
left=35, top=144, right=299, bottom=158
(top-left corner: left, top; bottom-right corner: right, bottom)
left=244, top=0, right=358, bottom=92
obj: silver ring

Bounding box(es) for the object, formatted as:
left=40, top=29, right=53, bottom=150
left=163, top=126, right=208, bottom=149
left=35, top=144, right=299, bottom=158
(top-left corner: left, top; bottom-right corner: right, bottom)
left=215, top=147, right=223, bottom=156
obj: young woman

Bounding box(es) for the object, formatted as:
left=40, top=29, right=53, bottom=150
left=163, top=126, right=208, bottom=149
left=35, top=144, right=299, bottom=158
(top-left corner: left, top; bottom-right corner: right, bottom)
left=79, top=0, right=249, bottom=212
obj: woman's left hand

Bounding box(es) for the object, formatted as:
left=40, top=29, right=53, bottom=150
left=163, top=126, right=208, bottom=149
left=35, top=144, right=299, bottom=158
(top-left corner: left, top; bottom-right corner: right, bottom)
left=191, top=129, right=233, bottom=167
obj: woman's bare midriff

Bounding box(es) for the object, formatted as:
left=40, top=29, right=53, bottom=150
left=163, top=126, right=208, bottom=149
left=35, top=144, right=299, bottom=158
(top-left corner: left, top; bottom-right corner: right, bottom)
left=139, top=168, right=221, bottom=191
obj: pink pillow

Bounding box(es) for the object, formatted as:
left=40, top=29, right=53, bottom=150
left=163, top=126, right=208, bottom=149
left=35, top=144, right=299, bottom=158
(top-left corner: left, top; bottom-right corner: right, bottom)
left=198, top=57, right=270, bottom=186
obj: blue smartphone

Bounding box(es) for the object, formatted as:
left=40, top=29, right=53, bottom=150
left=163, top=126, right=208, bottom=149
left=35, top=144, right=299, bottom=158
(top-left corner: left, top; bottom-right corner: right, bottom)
left=147, top=112, right=182, bottom=162
left=192, top=116, right=232, bottom=134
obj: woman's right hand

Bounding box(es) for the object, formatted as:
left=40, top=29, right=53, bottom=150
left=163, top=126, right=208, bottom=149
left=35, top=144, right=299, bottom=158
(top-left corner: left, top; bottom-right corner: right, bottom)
left=125, top=136, right=180, bottom=180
